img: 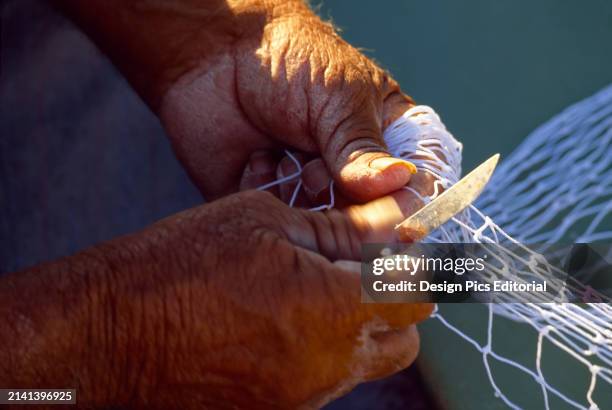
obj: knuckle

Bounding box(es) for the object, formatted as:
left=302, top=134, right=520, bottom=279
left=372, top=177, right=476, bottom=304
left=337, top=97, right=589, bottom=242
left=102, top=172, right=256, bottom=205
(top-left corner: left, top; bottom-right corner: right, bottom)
left=240, top=188, right=277, bottom=203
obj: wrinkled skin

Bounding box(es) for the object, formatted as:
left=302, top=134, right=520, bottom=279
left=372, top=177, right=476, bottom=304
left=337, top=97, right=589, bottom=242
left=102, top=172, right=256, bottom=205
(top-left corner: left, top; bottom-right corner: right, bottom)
left=60, top=1, right=420, bottom=202
left=0, top=191, right=432, bottom=409
left=158, top=0, right=417, bottom=202
left=0, top=0, right=440, bottom=408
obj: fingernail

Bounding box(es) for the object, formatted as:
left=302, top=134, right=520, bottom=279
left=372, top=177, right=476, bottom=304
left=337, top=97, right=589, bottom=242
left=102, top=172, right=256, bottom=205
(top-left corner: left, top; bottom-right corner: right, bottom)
left=279, top=155, right=299, bottom=178
left=249, top=151, right=274, bottom=174
left=302, top=159, right=331, bottom=198
left=369, top=157, right=417, bottom=174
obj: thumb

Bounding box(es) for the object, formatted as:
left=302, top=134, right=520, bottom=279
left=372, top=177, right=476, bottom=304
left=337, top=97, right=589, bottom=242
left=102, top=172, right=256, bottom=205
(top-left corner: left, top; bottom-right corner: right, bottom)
left=320, top=91, right=416, bottom=202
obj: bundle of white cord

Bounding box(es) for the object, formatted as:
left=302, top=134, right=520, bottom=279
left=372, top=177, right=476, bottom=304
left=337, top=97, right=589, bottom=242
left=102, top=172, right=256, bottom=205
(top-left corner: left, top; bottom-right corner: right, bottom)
left=259, top=85, right=612, bottom=410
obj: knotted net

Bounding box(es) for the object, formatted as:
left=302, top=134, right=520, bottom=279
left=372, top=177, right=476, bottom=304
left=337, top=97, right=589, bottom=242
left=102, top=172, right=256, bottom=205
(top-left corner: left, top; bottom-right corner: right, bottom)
left=260, top=84, right=612, bottom=409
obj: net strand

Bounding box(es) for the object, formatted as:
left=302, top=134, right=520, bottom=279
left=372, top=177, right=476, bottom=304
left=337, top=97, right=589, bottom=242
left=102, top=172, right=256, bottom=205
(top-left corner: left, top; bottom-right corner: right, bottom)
left=260, top=84, right=612, bottom=410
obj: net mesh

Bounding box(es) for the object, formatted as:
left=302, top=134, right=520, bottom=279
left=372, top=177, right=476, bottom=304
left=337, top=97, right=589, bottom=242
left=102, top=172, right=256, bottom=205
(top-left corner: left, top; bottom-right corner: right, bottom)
left=259, top=84, right=612, bottom=409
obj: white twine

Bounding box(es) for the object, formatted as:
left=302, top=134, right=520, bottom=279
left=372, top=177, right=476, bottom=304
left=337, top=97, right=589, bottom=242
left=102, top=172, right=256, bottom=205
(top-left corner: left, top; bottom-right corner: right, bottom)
left=259, top=85, right=612, bottom=410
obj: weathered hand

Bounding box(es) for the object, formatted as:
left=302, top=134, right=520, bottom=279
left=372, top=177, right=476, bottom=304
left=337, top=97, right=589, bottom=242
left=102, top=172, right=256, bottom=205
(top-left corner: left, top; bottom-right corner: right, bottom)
left=139, top=190, right=431, bottom=408
left=0, top=190, right=432, bottom=409
left=60, top=0, right=436, bottom=216
left=159, top=0, right=417, bottom=202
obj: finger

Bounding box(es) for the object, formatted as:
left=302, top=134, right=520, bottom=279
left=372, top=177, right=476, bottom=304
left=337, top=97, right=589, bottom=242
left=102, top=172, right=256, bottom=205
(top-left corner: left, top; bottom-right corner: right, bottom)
left=359, top=325, right=420, bottom=382
left=287, top=251, right=430, bottom=407
left=301, top=158, right=332, bottom=204
left=307, top=253, right=433, bottom=331
left=343, top=189, right=426, bottom=243
left=286, top=187, right=428, bottom=262
left=276, top=190, right=435, bottom=326
left=320, top=85, right=417, bottom=202
left=271, top=215, right=433, bottom=406
left=239, top=150, right=280, bottom=195
left=301, top=159, right=353, bottom=209
left=282, top=211, right=433, bottom=369
left=308, top=267, right=422, bottom=381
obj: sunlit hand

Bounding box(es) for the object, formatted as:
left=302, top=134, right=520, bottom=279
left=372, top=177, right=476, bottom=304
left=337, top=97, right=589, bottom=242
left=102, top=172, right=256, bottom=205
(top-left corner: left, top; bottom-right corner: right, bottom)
left=158, top=0, right=417, bottom=202
left=0, top=190, right=432, bottom=409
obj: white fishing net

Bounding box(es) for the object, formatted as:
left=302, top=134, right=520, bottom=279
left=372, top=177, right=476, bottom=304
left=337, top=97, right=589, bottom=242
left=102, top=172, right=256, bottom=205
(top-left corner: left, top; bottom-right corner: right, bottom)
left=259, top=84, right=612, bottom=409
